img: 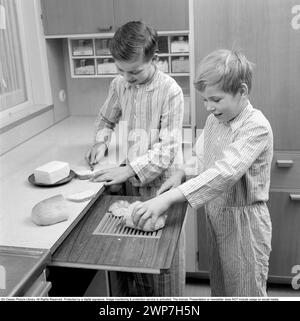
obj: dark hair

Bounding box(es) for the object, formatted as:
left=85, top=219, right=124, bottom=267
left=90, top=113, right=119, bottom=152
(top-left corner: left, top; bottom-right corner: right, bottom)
left=109, top=21, right=158, bottom=62
left=194, top=49, right=254, bottom=95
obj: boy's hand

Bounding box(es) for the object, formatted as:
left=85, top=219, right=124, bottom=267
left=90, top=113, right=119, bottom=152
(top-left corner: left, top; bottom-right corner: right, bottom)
left=156, top=169, right=185, bottom=195
left=131, top=194, right=171, bottom=230
left=90, top=165, right=135, bottom=185
left=85, top=143, right=106, bottom=167
left=132, top=188, right=186, bottom=230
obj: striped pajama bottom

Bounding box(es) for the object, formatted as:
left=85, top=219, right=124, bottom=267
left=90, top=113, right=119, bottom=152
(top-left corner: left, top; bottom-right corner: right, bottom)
left=205, top=201, right=272, bottom=297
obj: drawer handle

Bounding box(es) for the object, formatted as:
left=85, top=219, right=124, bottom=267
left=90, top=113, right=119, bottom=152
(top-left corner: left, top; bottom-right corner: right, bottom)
left=290, top=194, right=300, bottom=201
left=97, top=26, right=113, bottom=32
left=276, top=159, right=294, bottom=168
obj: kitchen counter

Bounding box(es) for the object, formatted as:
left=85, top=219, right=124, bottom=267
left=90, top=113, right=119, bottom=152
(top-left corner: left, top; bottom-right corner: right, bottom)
left=0, top=116, right=125, bottom=296
left=0, top=115, right=186, bottom=296
left=0, top=116, right=125, bottom=251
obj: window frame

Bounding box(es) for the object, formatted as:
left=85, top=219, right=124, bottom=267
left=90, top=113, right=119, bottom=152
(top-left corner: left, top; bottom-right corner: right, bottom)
left=0, top=0, right=52, bottom=129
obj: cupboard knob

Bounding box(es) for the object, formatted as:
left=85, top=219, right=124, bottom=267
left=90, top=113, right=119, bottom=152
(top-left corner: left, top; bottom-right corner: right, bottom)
left=97, top=26, right=113, bottom=32
left=290, top=194, right=300, bottom=201
left=276, top=160, right=294, bottom=167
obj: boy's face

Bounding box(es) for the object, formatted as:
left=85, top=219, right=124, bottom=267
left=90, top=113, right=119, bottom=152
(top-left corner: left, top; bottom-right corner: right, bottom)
left=114, top=55, right=155, bottom=86
left=200, top=85, right=245, bottom=123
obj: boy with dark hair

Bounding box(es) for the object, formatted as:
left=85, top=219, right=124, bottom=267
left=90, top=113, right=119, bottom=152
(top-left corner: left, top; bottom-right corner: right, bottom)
left=86, top=21, right=185, bottom=296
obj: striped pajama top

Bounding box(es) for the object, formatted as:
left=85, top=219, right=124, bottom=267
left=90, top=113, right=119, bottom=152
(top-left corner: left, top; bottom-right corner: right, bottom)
left=178, top=103, right=274, bottom=209
left=94, top=67, right=184, bottom=187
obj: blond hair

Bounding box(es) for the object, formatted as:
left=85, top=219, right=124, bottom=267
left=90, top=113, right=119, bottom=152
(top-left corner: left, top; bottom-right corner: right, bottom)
left=194, top=49, right=254, bottom=95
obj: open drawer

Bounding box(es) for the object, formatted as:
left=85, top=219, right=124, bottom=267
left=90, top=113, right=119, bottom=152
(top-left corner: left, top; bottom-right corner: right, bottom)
left=50, top=195, right=187, bottom=274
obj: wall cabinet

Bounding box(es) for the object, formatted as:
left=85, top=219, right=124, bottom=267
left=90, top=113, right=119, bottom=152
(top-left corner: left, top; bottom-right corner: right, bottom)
left=41, top=0, right=188, bottom=36
left=113, top=0, right=189, bottom=32
left=41, top=0, right=114, bottom=35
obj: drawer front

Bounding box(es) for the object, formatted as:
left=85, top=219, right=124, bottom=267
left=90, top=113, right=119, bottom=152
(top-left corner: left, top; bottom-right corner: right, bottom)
left=270, top=151, right=300, bottom=189
left=23, top=269, right=51, bottom=297
left=268, top=190, right=300, bottom=280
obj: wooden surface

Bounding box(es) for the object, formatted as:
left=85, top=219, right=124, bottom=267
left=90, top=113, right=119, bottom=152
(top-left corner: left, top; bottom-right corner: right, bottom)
left=0, top=246, right=50, bottom=296
left=51, top=195, right=187, bottom=274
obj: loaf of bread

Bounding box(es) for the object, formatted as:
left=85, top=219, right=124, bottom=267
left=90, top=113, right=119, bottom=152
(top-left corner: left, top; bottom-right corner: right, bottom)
left=109, top=200, right=167, bottom=232
left=31, top=194, right=70, bottom=226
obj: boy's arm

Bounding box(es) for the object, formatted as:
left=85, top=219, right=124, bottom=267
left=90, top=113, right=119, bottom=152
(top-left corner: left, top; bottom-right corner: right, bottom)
left=177, top=121, right=273, bottom=209
left=129, top=87, right=184, bottom=184
left=93, top=78, right=121, bottom=148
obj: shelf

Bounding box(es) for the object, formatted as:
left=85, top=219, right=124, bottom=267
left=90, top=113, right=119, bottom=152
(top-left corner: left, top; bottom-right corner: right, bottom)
left=66, top=32, right=193, bottom=136
left=68, top=32, right=190, bottom=78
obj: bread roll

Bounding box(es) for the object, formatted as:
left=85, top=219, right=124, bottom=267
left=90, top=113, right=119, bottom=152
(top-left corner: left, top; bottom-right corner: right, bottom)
left=108, top=200, right=130, bottom=216
left=31, top=194, right=70, bottom=226
left=126, top=202, right=167, bottom=232
left=109, top=200, right=166, bottom=232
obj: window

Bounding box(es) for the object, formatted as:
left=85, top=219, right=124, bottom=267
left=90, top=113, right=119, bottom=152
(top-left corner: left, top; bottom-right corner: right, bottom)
left=0, top=0, right=51, bottom=129
left=0, top=0, right=28, bottom=112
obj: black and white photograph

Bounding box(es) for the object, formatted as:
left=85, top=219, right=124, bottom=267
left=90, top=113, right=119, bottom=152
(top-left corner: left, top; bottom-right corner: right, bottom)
left=0, top=0, right=300, bottom=308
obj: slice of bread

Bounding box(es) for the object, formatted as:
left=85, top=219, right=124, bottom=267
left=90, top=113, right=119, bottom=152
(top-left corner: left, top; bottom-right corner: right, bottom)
left=65, top=190, right=97, bottom=202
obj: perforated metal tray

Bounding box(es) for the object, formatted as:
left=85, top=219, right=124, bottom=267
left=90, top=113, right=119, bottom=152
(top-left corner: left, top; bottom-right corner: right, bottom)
left=93, top=212, right=162, bottom=239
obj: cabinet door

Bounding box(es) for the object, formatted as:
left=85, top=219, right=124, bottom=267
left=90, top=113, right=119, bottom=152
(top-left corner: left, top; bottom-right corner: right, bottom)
left=113, top=0, right=189, bottom=31
left=193, top=0, right=300, bottom=150
left=41, top=0, right=114, bottom=35
left=268, top=191, right=300, bottom=281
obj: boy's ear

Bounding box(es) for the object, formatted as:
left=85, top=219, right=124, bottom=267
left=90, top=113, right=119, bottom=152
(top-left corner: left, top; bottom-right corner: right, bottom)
left=152, top=53, right=158, bottom=62
left=240, top=83, right=249, bottom=96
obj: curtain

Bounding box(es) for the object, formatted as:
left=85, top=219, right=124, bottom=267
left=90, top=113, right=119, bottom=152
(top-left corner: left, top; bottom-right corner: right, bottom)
left=0, top=0, right=27, bottom=112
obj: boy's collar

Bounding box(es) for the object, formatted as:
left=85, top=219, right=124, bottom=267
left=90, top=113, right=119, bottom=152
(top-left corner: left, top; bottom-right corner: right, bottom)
left=224, top=102, right=253, bottom=131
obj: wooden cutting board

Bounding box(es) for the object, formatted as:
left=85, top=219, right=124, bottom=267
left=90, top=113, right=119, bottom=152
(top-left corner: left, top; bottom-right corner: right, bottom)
left=50, top=195, right=187, bottom=274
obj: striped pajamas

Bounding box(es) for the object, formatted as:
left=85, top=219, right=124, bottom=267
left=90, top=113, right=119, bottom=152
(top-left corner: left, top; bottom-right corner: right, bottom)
left=179, top=103, right=273, bottom=297
left=95, top=67, right=185, bottom=296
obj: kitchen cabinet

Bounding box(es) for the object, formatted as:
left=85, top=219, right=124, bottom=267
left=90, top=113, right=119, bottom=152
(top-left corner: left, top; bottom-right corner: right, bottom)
left=0, top=247, right=50, bottom=297
left=23, top=270, right=52, bottom=297
left=41, top=0, right=114, bottom=35
left=267, top=190, right=300, bottom=282
left=41, top=0, right=188, bottom=36
left=193, top=0, right=300, bottom=151
left=113, top=0, right=189, bottom=32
